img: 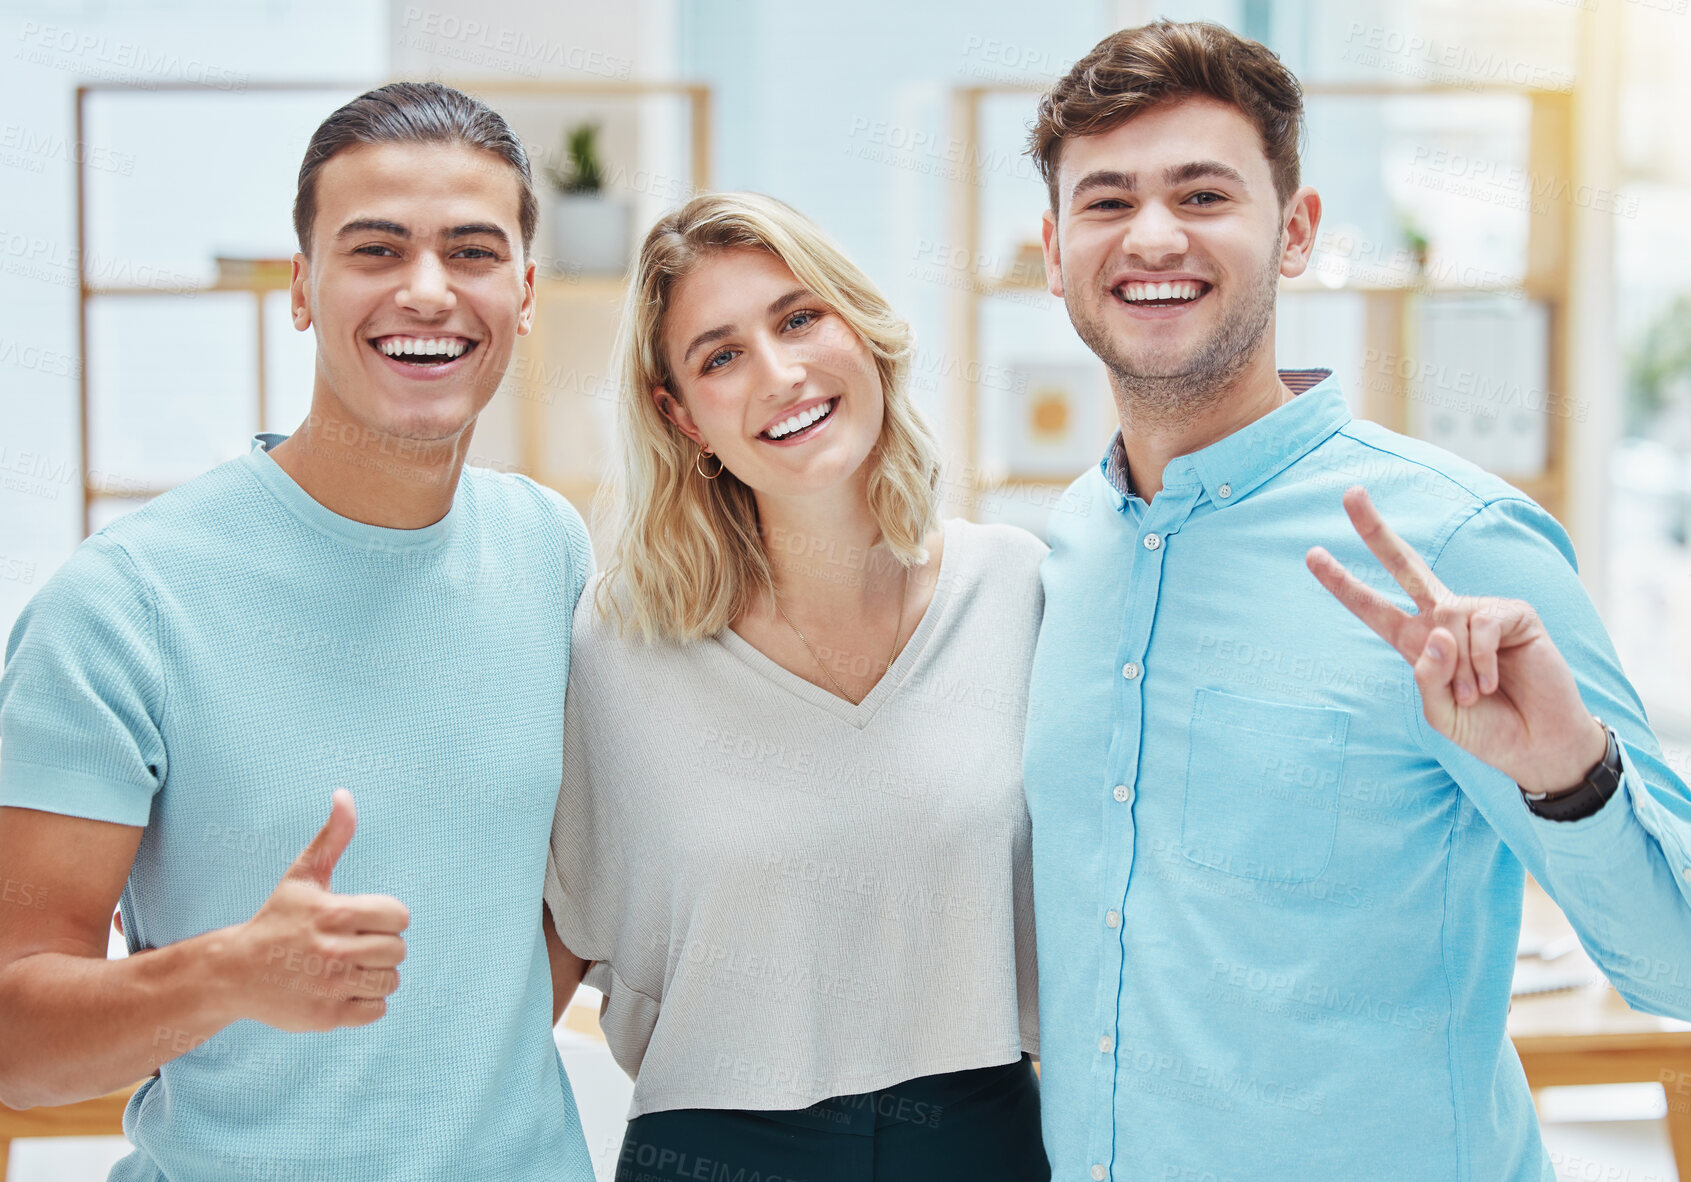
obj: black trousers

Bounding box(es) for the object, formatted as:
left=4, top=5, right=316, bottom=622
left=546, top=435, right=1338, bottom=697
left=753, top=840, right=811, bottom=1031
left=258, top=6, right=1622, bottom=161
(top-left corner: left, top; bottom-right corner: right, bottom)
left=614, top=1055, right=1050, bottom=1182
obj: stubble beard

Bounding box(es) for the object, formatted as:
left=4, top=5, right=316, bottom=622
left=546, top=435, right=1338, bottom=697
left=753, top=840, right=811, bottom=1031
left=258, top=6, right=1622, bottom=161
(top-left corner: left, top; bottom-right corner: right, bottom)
left=1065, top=233, right=1284, bottom=434
left=329, top=350, right=496, bottom=446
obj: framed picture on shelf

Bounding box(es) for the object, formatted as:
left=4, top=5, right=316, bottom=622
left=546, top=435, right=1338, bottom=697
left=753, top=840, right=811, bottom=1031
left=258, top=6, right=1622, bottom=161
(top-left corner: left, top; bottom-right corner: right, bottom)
left=1412, top=296, right=1551, bottom=480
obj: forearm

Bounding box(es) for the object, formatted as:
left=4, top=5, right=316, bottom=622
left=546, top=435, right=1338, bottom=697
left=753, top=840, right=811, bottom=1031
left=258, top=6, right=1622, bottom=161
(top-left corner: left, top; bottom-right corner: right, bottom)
left=550, top=955, right=588, bottom=1027
left=0, top=927, right=239, bottom=1109
left=1530, top=768, right=1691, bottom=1019
left=543, top=905, right=587, bottom=1026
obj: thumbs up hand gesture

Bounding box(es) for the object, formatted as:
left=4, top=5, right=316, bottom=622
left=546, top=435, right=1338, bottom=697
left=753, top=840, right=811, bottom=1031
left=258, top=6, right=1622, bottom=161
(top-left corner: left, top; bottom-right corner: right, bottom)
left=224, top=790, right=410, bottom=1032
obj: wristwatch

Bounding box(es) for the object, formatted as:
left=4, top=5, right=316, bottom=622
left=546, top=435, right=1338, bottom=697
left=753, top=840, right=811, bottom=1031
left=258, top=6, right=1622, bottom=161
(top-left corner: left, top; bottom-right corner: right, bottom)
left=1519, top=718, right=1623, bottom=822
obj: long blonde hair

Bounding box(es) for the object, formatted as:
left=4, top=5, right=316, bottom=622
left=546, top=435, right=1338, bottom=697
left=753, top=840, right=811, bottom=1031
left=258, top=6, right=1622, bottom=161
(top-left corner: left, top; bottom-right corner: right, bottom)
left=598, top=192, right=942, bottom=643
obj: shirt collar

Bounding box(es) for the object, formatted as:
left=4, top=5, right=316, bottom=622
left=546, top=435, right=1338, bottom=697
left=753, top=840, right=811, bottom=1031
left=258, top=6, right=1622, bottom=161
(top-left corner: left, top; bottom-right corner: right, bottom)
left=1098, top=369, right=1348, bottom=510
left=243, top=433, right=460, bottom=550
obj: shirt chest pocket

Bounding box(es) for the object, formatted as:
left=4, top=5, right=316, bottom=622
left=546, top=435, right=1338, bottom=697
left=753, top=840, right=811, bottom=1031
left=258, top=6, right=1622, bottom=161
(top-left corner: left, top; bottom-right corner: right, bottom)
left=1180, top=688, right=1350, bottom=884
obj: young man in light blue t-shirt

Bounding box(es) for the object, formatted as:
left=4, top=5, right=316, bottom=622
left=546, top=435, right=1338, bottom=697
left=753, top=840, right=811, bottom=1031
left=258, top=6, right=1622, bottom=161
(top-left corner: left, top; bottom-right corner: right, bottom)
left=0, top=83, right=595, bottom=1180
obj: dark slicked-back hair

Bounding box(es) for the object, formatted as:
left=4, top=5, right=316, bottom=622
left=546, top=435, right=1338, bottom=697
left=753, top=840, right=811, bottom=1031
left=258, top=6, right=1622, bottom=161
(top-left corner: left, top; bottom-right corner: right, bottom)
left=292, top=81, right=537, bottom=255
left=1028, top=20, right=1305, bottom=214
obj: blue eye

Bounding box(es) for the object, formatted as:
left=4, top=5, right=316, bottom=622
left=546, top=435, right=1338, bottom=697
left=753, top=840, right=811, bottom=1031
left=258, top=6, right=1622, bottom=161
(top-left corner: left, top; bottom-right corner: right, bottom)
left=703, top=348, right=736, bottom=372
left=784, top=309, right=821, bottom=331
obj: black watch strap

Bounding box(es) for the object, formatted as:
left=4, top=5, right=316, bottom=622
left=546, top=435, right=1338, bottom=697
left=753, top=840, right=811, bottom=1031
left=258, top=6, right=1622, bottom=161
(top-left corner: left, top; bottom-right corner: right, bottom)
left=1520, top=720, right=1623, bottom=823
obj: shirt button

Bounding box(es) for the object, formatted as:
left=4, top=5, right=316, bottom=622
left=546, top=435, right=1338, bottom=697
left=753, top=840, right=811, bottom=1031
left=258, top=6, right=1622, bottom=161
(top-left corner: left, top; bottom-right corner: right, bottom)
left=1092, top=1166, right=1107, bottom=1181
left=1113, top=784, right=1130, bottom=802
left=1099, top=1035, right=1114, bottom=1053
left=1106, top=909, right=1120, bottom=928
left=1121, top=661, right=1141, bottom=680
left=1143, top=533, right=1161, bottom=550
left=1218, top=482, right=1232, bottom=499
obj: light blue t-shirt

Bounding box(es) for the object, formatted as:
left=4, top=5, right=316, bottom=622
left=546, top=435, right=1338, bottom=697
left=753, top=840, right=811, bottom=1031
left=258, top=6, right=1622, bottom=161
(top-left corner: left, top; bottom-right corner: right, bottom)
left=0, top=436, right=596, bottom=1181
left=1025, top=373, right=1691, bottom=1182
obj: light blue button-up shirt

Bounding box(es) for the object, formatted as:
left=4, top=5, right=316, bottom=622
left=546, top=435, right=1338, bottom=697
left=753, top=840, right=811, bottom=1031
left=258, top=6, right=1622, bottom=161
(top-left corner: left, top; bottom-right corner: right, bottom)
left=1025, top=371, right=1691, bottom=1182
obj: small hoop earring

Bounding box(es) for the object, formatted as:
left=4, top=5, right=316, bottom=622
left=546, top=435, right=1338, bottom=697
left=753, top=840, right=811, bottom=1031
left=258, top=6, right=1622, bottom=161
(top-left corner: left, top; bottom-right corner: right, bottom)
left=695, top=446, right=724, bottom=480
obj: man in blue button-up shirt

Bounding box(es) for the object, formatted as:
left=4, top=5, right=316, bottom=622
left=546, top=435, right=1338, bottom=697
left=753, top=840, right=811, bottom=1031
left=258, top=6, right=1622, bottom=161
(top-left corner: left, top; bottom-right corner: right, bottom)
left=1022, top=20, right=1691, bottom=1182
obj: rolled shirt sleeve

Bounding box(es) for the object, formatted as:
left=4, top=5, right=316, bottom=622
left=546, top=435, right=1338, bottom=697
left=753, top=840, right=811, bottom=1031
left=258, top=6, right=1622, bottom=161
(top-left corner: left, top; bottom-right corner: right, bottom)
left=1417, top=494, right=1691, bottom=1017
left=0, top=534, right=167, bottom=827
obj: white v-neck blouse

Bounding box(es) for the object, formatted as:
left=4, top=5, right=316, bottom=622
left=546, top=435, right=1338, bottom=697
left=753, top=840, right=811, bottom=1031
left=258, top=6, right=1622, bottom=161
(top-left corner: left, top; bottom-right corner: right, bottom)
left=544, top=517, right=1045, bottom=1118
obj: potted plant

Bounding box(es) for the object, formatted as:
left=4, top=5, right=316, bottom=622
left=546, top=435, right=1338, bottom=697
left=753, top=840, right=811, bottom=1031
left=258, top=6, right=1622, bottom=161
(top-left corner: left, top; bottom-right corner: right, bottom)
left=545, top=121, right=630, bottom=276
left=1398, top=213, right=1431, bottom=279
left=1627, top=295, right=1691, bottom=544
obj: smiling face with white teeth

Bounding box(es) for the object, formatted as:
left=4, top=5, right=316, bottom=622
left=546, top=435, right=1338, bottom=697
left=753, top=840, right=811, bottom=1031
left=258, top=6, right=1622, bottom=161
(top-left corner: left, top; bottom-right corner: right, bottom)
left=1042, top=96, right=1319, bottom=422
left=290, top=141, right=535, bottom=447
left=654, top=248, right=885, bottom=501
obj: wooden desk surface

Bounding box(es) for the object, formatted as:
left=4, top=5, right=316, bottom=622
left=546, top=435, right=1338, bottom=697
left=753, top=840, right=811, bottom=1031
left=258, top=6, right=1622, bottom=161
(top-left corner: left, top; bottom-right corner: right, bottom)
left=1507, top=878, right=1691, bottom=1180
left=0, top=1083, right=137, bottom=1140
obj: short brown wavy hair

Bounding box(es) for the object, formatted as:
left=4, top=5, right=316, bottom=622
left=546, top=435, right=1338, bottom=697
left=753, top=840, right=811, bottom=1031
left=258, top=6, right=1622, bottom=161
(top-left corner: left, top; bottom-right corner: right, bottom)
left=1028, top=20, right=1305, bottom=214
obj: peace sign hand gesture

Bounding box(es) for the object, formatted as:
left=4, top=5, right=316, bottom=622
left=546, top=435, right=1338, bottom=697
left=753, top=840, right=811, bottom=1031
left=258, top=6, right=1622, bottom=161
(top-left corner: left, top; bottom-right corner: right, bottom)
left=1305, top=487, right=1608, bottom=798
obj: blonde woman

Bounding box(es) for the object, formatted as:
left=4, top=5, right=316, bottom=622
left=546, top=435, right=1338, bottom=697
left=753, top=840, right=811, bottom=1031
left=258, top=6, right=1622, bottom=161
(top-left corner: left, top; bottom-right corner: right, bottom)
left=545, top=193, right=1048, bottom=1181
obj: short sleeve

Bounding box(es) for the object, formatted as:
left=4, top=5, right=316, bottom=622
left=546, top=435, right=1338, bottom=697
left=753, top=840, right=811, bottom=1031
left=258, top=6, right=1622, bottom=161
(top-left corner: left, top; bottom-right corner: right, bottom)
left=0, top=534, right=167, bottom=826
left=518, top=478, right=595, bottom=613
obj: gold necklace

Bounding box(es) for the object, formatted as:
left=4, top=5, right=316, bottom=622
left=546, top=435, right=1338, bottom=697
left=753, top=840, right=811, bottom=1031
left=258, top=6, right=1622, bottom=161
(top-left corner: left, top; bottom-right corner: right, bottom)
left=773, top=563, right=910, bottom=705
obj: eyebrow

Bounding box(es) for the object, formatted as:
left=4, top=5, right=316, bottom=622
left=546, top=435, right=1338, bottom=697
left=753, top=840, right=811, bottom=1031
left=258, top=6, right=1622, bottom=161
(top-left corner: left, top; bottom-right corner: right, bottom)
left=336, top=218, right=410, bottom=240
left=680, top=287, right=813, bottom=366
left=1069, top=160, right=1251, bottom=203
left=333, top=219, right=512, bottom=249
left=1164, top=160, right=1249, bottom=188
left=446, top=222, right=512, bottom=248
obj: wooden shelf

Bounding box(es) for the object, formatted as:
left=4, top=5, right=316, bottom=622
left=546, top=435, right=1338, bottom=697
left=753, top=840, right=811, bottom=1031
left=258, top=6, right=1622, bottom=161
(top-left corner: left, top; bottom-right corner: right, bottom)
left=87, top=279, right=286, bottom=297
left=535, top=274, right=629, bottom=303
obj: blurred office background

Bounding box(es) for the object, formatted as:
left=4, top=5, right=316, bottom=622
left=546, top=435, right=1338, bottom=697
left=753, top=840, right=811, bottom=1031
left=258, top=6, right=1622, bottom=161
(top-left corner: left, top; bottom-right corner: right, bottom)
left=1, top=0, right=1689, bottom=1178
